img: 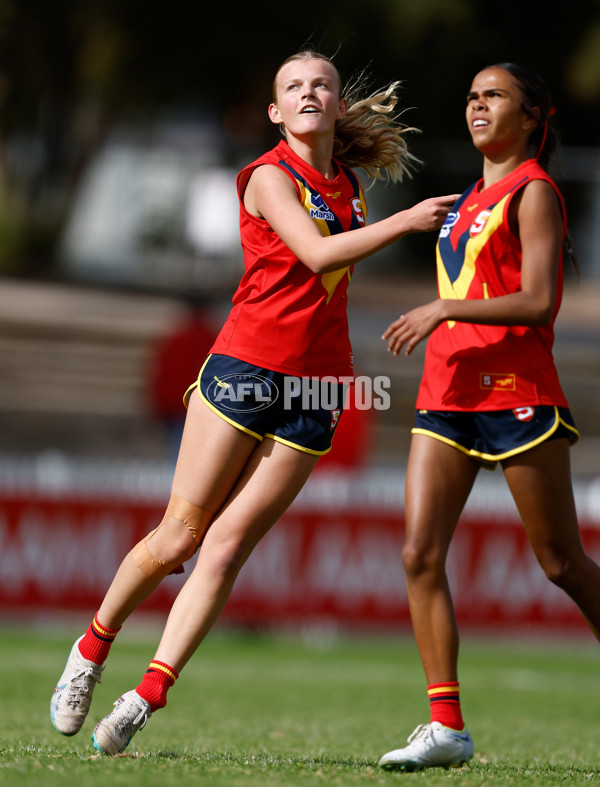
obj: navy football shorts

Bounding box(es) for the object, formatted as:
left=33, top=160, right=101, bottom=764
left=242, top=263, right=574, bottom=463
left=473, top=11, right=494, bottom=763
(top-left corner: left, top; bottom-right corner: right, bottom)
left=184, top=354, right=347, bottom=455
left=413, top=405, right=579, bottom=469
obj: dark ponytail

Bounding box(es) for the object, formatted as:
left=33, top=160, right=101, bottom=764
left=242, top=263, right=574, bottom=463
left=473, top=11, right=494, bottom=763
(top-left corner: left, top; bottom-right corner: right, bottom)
left=488, top=62, right=577, bottom=275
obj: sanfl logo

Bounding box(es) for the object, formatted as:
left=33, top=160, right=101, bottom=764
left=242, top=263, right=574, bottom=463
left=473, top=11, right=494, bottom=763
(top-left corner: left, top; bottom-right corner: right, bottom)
left=470, top=209, right=491, bottom=236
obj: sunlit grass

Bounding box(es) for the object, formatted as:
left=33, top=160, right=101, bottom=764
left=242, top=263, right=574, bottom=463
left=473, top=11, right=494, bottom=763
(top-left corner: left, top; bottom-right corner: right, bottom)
left=1, top=622, right=600, bottom=785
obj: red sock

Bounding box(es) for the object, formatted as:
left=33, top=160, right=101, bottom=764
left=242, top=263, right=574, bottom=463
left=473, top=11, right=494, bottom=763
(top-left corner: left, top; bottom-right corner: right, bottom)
left=428, top=682, right=465, bottom=730
left=136, top=661, right=179, bottom=712
left=77, top=612, right=121, bottom=665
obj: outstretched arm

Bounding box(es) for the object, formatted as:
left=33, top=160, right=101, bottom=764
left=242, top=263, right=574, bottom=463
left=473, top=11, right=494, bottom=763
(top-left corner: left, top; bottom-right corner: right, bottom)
left=244, top=164, right=460, bottom=274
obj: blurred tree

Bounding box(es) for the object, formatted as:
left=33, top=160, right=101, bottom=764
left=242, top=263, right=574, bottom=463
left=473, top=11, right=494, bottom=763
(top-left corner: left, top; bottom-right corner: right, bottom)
left=0, top=0, right=597, bottom=277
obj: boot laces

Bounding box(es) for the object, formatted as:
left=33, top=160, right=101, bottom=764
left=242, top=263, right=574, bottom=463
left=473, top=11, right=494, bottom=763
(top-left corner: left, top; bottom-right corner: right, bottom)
left=407, top=723, right=434, bottom=746
left=66, top=665, right=103, bottom=709
left=112, top=695, right=150, bottom=738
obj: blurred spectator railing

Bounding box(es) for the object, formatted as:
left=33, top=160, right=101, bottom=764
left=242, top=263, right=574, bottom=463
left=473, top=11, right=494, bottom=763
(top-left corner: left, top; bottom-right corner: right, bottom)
left=1, top=455, right=600, bottom=635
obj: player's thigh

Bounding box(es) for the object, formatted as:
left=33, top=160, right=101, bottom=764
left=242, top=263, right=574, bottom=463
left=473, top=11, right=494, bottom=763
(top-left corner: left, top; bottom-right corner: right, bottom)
left=502, top=437, right=581, bottom=556
left=201, top=437, right=319, bottom=557
left=405, top=433, right=479, bottom=554
left=171, top=390, right=259, bottom=512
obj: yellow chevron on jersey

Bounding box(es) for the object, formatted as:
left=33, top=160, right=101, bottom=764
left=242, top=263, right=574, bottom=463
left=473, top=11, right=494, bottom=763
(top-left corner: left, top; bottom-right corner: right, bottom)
left=321, top=268, right=352, bottom=304
left=437, top=192, right=509, bottom=328
left=416, top=158, right=570, bottom=413
left=294, top=174, right=363, bottom=304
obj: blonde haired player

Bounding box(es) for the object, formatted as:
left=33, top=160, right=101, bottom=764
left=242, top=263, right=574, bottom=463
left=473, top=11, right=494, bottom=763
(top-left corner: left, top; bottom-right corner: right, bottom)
left=51, top=49, right=458, bottom=755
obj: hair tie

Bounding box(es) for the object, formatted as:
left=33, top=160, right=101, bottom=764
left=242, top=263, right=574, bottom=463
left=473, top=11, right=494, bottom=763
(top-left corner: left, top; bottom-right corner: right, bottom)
left=536, top=121, right=549, bottom=159
left=536, top=108, right=555, bottom=159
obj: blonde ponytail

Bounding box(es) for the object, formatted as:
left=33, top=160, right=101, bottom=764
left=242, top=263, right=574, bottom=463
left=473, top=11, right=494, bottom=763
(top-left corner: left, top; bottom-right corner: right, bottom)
left=335, top=77, right=421, bottom=184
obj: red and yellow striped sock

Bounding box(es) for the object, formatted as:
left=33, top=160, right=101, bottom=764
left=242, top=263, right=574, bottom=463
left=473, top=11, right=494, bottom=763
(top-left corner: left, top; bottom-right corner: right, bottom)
left=428, top=681, right=464, bottom=731
left=77, top=612, right=121, bottom=665
left=136, top=661, right=179, bottom=712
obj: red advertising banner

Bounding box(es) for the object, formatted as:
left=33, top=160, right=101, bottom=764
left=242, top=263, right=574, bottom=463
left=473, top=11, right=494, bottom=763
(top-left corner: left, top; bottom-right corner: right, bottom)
left=1, top=467, right=600, bottom=634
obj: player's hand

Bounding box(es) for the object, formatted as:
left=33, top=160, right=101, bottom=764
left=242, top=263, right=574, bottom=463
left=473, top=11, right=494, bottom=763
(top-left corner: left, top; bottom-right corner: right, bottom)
left=404, top=195, right=460, bottom=233
left=382, top=300, right=445, bottom=356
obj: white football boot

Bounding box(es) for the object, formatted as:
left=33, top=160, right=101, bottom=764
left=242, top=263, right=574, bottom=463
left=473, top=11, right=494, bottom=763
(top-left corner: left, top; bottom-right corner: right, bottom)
left=92, top=690, right=152, bottom=754
left=378, top=721, right=474, bottom=771
left=51, top=636, right=103, bottom=736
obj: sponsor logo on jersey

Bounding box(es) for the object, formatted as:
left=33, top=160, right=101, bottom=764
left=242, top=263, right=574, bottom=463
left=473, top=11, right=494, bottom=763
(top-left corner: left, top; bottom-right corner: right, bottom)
left=480, top=372, right=516, bottom=391
left=310, top=193, right=334, bottom=221
left=439, top=211, right=460, bottom=238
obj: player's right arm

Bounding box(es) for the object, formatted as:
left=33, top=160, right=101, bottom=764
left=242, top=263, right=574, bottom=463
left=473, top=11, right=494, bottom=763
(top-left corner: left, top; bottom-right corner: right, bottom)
left=244, top=164, right=458, bottom=275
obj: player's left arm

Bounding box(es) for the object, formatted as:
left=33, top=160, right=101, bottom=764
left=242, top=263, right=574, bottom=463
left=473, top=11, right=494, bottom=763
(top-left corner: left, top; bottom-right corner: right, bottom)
left=513, top=178, right=563, bottom=322
left=383, top=179, right=563, bottom=356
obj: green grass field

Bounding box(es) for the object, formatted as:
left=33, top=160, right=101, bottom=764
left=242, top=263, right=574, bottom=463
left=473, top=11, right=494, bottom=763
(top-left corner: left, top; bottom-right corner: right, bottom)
left=1, top=621, right=600, bottom=786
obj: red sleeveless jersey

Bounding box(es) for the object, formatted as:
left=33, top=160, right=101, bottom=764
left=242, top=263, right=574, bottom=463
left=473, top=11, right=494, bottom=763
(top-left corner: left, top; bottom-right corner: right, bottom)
left=210, top=140, right=367, bottom=377
left=417, top=158, right=570, bottom=411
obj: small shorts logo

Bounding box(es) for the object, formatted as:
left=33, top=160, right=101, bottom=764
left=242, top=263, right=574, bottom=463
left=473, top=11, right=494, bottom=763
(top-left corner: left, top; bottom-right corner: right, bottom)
left=513, top=406, right=534, bottom=422
left=206, top=374, right=279, bottom=412
left=330, top=409, right=341, bottom=430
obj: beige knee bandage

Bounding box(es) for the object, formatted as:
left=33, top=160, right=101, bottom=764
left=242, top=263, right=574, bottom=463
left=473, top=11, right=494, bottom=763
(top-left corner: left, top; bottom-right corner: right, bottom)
left=132, top=493, right=212, bottom=578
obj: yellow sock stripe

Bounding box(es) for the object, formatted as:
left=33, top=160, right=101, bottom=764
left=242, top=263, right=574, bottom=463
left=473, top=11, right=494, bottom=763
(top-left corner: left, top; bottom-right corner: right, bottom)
left=428, top=685, right=460, bottom=698
left=92, top=616, right=119, bottom=639
left=148, top=661, right=178, bottom=682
